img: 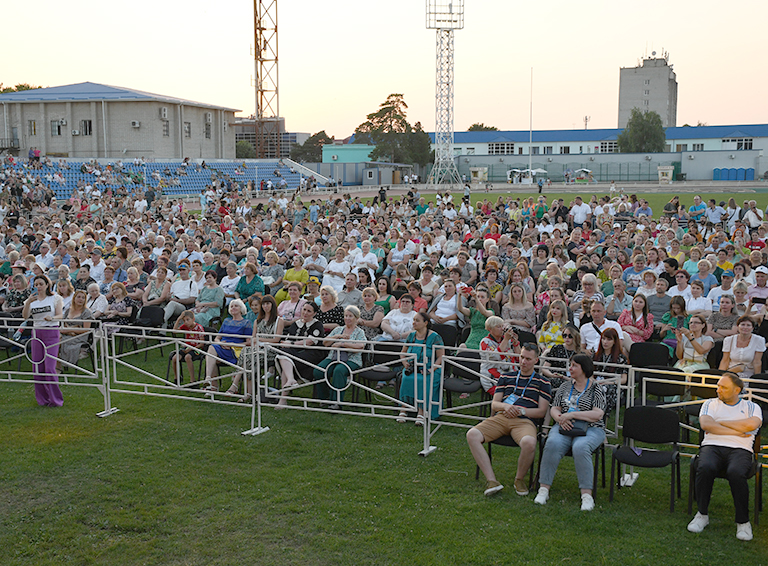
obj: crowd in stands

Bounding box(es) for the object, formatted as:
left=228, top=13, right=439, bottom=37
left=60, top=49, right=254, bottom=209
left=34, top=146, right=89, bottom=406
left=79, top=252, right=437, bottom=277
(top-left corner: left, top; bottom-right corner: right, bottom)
left=1, top=152, right=764, bottom=534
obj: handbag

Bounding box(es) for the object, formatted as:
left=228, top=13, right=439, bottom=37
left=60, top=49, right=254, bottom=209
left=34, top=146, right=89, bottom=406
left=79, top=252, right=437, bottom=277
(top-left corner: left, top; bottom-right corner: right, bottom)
left=559, top=382, right=595, bottom=437
left=560, top=419, right=588, bottom=437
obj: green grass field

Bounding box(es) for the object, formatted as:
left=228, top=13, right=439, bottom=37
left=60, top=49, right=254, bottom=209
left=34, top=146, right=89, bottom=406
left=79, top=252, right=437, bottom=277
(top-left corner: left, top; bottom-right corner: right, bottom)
left=2, top=344, right=766, bottom=565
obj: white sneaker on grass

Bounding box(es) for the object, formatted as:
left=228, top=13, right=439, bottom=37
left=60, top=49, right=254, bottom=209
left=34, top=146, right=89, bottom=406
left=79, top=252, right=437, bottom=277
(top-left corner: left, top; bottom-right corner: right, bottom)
left=580, top=493, right=595, bottom=511
left=687, top=512, right=709, bottom=533
left=736, top=522, right=753, bottom=541
left=534, top=487, right=549, bottom=505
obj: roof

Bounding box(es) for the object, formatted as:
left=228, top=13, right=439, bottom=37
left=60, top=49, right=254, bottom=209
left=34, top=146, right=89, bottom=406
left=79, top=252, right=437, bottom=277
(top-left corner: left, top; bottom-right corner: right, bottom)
left=0, top=82, right=240, bottom=112
left=415, top=124, right=768, bottom=144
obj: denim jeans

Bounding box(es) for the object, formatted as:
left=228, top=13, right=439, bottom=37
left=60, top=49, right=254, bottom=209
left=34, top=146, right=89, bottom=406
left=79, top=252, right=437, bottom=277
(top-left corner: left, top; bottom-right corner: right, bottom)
left=539, top=424, right=606, bottom=490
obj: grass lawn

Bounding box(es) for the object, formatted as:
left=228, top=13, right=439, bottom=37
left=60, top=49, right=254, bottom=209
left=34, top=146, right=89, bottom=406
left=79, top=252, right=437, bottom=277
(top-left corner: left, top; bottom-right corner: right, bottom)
left=2, top=345, right=766, bottom=565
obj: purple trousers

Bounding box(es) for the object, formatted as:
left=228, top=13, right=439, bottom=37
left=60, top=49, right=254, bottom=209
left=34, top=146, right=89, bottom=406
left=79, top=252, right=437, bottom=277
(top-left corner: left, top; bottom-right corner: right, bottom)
left=32, top=328, right=63, bottom=407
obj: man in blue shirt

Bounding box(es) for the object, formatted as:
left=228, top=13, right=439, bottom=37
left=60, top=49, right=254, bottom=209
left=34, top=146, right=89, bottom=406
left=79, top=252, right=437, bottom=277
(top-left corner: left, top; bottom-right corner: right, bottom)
left=689, top=195, right=706, bottom=222
left=634, top=199, right=653, bottom=218
left=705, top=199, right=727, bottom=225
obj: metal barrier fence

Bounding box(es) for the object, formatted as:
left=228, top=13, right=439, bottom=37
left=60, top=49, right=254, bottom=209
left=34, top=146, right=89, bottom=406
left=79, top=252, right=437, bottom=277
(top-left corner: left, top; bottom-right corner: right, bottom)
left=0, top=318, right=115, bottom=416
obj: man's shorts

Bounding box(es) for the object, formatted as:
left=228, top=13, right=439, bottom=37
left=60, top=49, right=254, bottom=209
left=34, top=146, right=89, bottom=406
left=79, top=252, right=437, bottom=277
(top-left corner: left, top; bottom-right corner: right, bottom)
left=473, top=412, right=537, bottom=445
left=169, top=348, right=204, bottom=361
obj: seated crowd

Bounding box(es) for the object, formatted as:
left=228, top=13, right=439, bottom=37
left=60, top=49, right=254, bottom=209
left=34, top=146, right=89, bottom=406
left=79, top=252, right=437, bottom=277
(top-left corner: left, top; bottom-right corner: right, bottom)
left=0, top=173, right=764, bottom=538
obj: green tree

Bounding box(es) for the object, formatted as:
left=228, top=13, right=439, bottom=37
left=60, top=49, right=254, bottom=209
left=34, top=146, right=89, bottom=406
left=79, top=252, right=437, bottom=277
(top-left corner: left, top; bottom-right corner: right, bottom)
left=290, top=130, right=333, bottom=162
left=354, top=94, right=413, bottom=162
left=402, top=122, right=434, bottom=167
left=236, top=140, right=257, bottom=159
left=0, top=83, right=43, bottom=94
left=467, top=123, right=498, bottom=131
left=617, top=109, right=666, bottom=153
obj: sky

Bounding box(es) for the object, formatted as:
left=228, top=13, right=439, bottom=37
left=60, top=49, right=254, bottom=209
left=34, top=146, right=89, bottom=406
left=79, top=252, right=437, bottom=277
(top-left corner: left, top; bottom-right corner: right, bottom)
left=4, top=0, right=767, bottom=139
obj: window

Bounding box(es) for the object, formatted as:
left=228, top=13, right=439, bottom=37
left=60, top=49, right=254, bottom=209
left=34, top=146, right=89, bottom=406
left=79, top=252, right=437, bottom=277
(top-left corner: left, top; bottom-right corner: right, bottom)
left=50, top=120, right=61, bottom=136
left=543, top=146, right=553, bottom=155
left=530, top=147, right=540, bottom=155
left=162, top=120, right=170, bottom=137
left=465, top=147, right=475, bottom=155
left=676, top=144, right=688, bottom=152
left=80, top=120, right=92, bottom=136
left=600, top=141, right=618, bottom=153
left=723, top=138, right=753, bottom=150
left=184, top=122, right=191, bottom=138
left=643, top=90, right=650, bottom=96
left=644, top=79, right=650, bottom=85
left=366, top=171, right=374, bottom=180
left=560, top=146, right=570, bottom=154
left=692, top=143, right=704, bottom=151
left=488, top=142, right=514, bottom=155
left=204, top=123, right=211, bottom=139
left=28, top=120, right=36, bottom=136
left=642, top=100, right=649, bottom=106
left=518, top=147, right=524, bottom=155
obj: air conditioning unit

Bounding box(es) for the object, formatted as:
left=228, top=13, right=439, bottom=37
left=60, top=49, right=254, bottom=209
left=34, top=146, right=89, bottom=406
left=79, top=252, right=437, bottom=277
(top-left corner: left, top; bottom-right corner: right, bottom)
left=159, top=107, right=168, bottom=119
left=71, top=129, right=80, bottom=136
left=131, top=120, right=141, bottom=128
left=331, top=155, right=338, bottom=161
left=205, top=112, right=212, bottom=123
left=59, top=119, right=67, bottom=126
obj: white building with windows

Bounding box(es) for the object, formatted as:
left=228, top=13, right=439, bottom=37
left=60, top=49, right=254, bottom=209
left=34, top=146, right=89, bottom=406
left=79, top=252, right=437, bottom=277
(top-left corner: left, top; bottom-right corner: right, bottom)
left=0, top=82, right=237, bottom=159
left=618, top=54, right=678, bottom=128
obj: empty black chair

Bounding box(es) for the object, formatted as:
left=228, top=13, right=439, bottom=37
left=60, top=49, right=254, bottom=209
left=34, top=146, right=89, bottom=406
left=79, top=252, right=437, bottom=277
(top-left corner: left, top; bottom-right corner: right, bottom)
left=706, top=340, right=724, bottom=369
left=353, top=341, right=404, bottom=404
left=630, top=342, right=670, bottom=368
left=432, top=323, right=459, bottom=349
left=635, top=366, right=685, bottom=406
left=610, top=406, right=681, bottom=512
left=515, top=330, right=537, bottom=348
left=443, top=350, right=488, bottom=413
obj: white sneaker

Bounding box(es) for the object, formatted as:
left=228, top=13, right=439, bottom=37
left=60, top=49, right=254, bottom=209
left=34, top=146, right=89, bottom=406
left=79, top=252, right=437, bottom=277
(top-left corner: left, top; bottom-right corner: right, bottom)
left=687, top=512, right=709, bottom=533
left=580, top=493, right=595, bottom=511
left=534, top=487, right=549, bottom=505
left=736, top=522, right=753, bottom=541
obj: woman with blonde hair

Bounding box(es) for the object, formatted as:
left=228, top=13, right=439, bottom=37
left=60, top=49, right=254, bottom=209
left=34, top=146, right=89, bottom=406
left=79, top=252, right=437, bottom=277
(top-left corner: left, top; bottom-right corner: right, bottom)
left=501, top=283, right=535, bottom=332
left=537, top=299, right=568, bottom=350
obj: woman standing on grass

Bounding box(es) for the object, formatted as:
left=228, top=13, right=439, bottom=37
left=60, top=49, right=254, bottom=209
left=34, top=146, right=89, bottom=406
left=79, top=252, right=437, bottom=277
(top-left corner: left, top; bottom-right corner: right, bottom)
left=23, top=275, right=64, bottom=407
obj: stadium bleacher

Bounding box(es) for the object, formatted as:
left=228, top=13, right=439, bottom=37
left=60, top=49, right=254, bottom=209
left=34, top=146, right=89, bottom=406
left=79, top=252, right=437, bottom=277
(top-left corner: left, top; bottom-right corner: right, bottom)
left=4, top=159, right=305, bottom=201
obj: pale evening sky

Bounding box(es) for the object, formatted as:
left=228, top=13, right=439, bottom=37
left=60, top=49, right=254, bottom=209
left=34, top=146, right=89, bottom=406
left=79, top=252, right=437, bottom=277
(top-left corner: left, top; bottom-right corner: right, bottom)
left=4, top=0, right=767, bottom=139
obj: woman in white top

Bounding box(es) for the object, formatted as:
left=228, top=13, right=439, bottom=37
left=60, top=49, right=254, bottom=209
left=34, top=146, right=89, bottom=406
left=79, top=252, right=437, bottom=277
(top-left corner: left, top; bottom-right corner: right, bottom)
left=219, top=262, right=241, bottom=306
left=86, top=283, right=109, bottom=318
left=673, top=314, right=714, bottom=373
left=323, top=247, right=351, bottom=293
left=351, top=240, right=379, bottom=284
left=429, top=279, right=461, bottom=327
left=22, top=275, right=64, bottom=407
left=720, top=315, right=766, bottom=378
left=685, top=280, right=713, bottom=318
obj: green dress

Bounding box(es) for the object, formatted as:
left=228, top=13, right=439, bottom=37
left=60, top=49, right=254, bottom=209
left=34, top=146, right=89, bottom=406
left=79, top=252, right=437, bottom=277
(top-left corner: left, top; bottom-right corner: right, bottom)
left=195, top=286, right=225, bottom=326
left=464, top=308, right=489, bottom=350
left=235, top=274, right=265, bottom=300
left=399, top=330, right=444, bottom=420
left=375, top=294, right=394, bottom=315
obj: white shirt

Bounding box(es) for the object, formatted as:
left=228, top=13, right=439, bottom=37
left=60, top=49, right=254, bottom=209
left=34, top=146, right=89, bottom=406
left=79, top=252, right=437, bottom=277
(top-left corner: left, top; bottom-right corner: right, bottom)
left=706, top=285, right=732, bottom=309
left=701, top=397, right=762, bottom=451
left=667, top=285, right=693, bottom=301
left=170, top=277, right=199, bottom=302
left=570, top=202, right=592, bottom=224
left=580, top=319, right=624, bottom=352
left=686, top=295, right=712, bottom=313
left=381, top=309, right=416, bottom=340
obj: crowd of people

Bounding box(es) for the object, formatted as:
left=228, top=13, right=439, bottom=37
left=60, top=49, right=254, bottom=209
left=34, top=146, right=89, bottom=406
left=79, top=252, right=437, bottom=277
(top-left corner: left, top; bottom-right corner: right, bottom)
left=1, top=155, right=763, bottom=538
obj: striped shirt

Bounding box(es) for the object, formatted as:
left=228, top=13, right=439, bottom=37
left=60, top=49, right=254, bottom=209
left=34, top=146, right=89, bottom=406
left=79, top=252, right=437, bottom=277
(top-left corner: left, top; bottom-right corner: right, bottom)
left=496, top=371, right=551, bottom=416
left=552, top=380, right=607, bottom=429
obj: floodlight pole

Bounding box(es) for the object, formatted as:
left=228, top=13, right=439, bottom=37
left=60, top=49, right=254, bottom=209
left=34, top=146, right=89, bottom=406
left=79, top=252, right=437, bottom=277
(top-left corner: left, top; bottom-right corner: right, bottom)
left=254, top=0, right=280, bottom=159
left=426, top=1, right=463, bottom=190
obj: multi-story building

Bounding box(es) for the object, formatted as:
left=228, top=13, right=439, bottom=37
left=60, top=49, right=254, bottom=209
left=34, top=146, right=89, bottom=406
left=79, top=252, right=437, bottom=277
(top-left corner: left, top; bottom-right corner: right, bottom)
left=618, top=53, right=678, bottom=128
left=0, top=82, right=238, bottom=159
left=234, top=116, right=309, bottom=159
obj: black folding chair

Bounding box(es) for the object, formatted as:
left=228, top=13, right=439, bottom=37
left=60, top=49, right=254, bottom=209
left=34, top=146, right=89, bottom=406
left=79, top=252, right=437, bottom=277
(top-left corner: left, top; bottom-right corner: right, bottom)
left=610, top=406, right=681, bottom=512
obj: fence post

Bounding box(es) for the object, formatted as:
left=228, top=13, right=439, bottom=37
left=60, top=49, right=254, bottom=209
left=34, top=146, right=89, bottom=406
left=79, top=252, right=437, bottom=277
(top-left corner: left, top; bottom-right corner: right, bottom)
left=96, top=322, right=119, bottom=417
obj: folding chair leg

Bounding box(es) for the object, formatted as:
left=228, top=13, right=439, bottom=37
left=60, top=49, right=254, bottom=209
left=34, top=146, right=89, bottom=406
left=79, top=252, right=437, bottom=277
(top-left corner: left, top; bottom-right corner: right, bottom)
left=670, top=460, right=676, bottom=513
left=609, top=455, right=616, bottom=502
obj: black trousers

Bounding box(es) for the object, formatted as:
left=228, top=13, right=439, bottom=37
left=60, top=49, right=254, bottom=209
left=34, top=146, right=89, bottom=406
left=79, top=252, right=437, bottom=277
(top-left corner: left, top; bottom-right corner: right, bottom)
left=696, top=444, right=753, bottom=524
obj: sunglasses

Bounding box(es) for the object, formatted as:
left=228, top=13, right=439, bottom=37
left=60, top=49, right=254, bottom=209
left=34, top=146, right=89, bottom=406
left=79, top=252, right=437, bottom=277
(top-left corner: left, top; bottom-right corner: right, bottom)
left=562, top=333, right=573, bottom=339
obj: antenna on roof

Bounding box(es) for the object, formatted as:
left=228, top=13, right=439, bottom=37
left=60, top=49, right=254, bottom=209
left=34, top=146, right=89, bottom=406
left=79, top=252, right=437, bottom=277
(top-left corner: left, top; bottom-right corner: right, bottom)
left=584, top=116, right=590, bottom=130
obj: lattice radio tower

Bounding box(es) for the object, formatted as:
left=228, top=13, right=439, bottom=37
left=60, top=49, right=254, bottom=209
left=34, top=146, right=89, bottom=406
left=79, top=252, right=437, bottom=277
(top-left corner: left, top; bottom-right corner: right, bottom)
left=426, top=1, right=463, bottom=189
left=254, top=0, right=280, bottom=158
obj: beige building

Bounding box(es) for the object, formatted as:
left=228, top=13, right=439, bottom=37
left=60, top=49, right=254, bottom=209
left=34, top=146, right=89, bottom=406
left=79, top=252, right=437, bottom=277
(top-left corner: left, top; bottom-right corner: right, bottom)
left=618, top=54, right=678, bottom=128
left=0, top=82, right=238, bottom=159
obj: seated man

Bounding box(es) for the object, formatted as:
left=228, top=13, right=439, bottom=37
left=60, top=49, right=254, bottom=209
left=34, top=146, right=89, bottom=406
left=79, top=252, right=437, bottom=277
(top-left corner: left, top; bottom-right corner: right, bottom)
left=467, top=344, right=551, bottom=496
left=378, top=293, right=416, bottom=341
left=579, top=300, right=625, bottom=355
left=688, top=373, right=762, bottom=541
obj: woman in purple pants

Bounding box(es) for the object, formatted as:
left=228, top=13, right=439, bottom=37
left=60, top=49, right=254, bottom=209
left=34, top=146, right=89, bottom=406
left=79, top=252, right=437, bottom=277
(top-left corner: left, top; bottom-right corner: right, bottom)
left=22, top=275, right=64, bottom=407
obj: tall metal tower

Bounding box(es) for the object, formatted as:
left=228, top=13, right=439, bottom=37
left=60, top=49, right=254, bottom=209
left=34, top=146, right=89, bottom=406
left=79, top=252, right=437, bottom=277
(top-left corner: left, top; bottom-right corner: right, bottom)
left=426, top=1, right=463, bottom=189
left=254, top=0, right=280, bottom=158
